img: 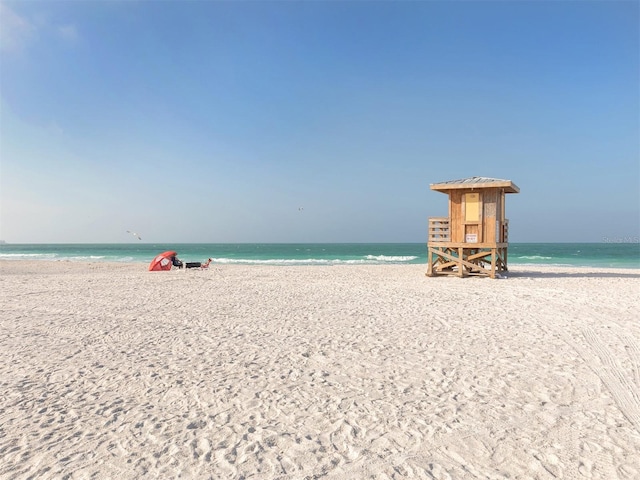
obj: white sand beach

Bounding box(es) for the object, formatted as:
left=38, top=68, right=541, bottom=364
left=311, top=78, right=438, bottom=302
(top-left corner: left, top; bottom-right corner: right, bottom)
left=1, top=260, right=639, bottom=479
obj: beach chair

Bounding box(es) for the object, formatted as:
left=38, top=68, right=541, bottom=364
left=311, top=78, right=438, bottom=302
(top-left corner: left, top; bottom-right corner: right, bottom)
left=185, top=258, right=212, bottom=270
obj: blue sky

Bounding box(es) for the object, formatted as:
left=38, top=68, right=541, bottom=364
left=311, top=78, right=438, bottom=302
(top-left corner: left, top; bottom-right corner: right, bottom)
left=1, top=0, right=638, bottom=243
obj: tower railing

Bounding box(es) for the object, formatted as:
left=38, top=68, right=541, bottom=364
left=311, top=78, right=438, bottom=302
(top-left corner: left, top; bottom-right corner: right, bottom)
left=428, top=217, right=450, bottom=242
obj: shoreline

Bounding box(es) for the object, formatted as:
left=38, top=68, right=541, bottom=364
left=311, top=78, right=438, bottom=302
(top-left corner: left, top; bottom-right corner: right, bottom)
left=2, top=259, right=640, bottom=275
left=1, top=260, right=639, bottom=478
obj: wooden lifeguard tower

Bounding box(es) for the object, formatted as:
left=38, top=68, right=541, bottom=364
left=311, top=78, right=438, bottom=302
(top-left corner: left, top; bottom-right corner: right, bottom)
left=427, top=176, right=520, bottom=278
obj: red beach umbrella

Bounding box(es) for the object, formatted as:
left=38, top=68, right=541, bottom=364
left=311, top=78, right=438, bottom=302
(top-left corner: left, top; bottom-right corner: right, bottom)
left=148, top=250, right=177, bottom=271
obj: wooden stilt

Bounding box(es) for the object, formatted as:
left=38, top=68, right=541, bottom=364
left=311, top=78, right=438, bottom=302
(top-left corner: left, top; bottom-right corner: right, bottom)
left=490, top=248, right=496, bottom=278
left=426, top=243, right=510, bottom=278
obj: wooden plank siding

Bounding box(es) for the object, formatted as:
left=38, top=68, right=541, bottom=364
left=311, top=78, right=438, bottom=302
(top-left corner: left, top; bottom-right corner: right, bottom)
left=450, top=190, right=463, bottom=243
left=483, top=189, right=498, bottom=245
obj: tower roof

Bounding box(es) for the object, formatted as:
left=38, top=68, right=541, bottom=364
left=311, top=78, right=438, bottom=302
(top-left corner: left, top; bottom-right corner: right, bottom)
left=430, top=176, right=520, bottom=193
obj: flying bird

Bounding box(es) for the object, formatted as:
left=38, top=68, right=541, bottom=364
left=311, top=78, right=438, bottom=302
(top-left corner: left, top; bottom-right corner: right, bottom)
left=127, top=230, right=142, bottom=241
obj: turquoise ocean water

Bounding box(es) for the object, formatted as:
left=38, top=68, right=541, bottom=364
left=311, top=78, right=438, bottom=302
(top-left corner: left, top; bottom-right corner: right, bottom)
left=0, top=243, right=638, bottom=268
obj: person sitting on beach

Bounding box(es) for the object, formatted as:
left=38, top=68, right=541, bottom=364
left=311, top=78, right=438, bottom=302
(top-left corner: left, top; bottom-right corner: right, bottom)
left=172, top=255, right=183, bottom=269
left=201, top=258, right=212, bottom=269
